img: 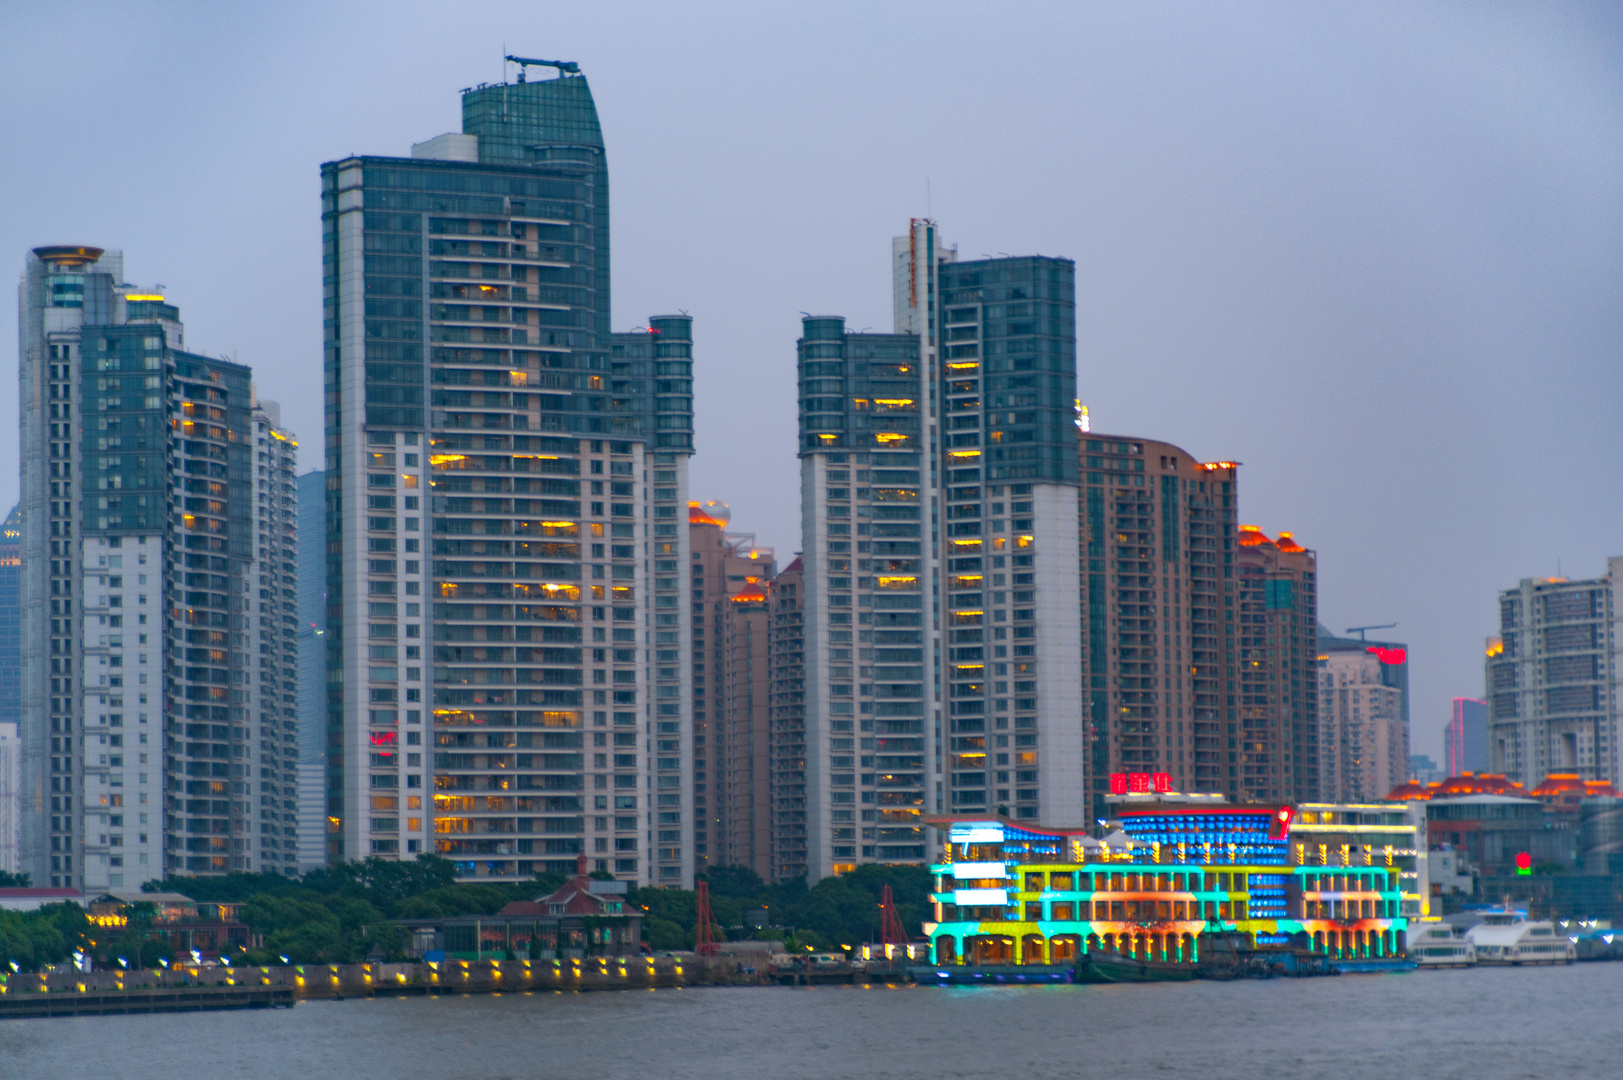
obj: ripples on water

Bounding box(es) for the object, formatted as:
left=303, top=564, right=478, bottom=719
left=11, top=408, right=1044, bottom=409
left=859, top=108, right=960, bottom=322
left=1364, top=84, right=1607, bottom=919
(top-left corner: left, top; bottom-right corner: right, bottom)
left=2, top=964, right=1616, bottom=1080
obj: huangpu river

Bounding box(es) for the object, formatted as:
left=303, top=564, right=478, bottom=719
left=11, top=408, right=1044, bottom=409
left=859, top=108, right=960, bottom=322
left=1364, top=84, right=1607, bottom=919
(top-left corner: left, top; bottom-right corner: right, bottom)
left=3, top=963, right=1618, bottom=1079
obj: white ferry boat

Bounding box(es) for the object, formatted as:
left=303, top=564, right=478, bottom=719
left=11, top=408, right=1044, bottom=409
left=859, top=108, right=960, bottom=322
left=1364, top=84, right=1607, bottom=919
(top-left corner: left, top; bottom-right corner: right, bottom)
left=1410, top=923, right=1476, bottom=968
left=1465, top=910, right=1575, bottom=966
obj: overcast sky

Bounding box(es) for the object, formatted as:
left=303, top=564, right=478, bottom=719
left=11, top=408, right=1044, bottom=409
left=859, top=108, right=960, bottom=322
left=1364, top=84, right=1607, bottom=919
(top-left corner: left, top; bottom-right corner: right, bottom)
left=3, top=2, right=1620, bottom=764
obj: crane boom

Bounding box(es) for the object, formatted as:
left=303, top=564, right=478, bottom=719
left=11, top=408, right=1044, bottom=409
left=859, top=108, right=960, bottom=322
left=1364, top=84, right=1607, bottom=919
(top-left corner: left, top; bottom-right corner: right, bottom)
left=505, top=55, right=580, bottom=82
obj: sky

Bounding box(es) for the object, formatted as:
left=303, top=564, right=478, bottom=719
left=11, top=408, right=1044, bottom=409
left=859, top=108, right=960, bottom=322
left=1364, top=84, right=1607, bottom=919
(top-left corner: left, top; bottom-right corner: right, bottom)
left=2, top=2, right=1620, bottom=764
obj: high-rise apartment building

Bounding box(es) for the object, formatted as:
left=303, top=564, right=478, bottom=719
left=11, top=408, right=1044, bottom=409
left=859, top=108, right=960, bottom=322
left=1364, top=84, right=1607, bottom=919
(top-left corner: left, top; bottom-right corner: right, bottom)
left=16, top=245, right=298, bottom=888
left=1, top=506, right=20, bottom=732
left=1078, top=436, right=1240, bottom=816
left=1445, top=697, right=1488, bottom=776
left=1317, top=648, right=1407, bottom=801
left=296, top=469, right=327, bottom=870
left=321, top=64, right=695, bottom=886
left=687, top=502, right=775, bottom=878
left=796, top=220, right=1079, bottom=880
left=247, top=402, right=301, bottom=874
left=768, top=556, right=806, bottom=881
left=1234, top=526, right=1318, bottom=803
left=1487, top=561, right=1620, bottom=786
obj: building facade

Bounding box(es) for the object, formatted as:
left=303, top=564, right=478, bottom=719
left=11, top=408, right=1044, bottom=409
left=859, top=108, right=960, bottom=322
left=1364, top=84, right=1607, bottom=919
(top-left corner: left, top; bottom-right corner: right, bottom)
left=1234, top=526, right=1319, bottom=804
left=296, top=468, right=327, bottom=870
left=247, top=402, right=301, bottom=875
left=320, top=66, right=695, bottom=886
left=768, top=556, right=806, bottom=881
left=797, top=219, right=1080, bottom=880
left=686, top=501, right=775, bottom=877
left=0, top=507, right=19, bottom=733
left=16, top=245, right=297, bottom=889
left=1486, top=563, right=1620, bottom=786
left=1317, top=648, right=1407, bottom=804
left=0, top=721, right=17, bottom=874
left=1079, top=437, right=1241, bottom=816
left=1445, top=697, right=1488, bottom=776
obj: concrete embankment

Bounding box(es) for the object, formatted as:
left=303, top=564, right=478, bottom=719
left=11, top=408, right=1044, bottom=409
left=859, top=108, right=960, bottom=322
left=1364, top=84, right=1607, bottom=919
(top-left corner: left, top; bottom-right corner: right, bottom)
left=0, top=956, right=753, bottom=1018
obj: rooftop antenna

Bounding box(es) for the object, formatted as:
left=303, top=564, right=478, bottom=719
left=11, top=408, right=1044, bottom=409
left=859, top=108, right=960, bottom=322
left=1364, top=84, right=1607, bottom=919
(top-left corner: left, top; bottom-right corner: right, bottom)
left=1346, top=623, right=1397, bottom=641
left=506, top=55, right=580, bottom=83
left=926, top=179, right=931, bottom=218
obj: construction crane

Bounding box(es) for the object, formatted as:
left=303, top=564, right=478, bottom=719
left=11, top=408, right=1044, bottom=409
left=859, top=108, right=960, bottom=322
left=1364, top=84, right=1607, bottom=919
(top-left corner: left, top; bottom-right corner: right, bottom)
left=1345, top=623, right=1397, bottom=641
left=506, top=55, right=580, bottom=82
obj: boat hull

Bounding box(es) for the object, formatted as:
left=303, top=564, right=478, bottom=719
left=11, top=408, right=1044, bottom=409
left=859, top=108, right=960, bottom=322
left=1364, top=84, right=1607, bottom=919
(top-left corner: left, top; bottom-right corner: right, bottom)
left=1073, top=952, right=1195, bottom=983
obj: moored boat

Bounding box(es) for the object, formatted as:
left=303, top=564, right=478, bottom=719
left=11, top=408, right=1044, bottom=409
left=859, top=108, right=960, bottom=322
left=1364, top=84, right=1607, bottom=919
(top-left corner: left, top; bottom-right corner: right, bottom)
left=1073, top=950, right=1195, bottom=983
left=1465, top=909, right=1575, bottom=966
left=1411, top=922, right=1476, bottom=968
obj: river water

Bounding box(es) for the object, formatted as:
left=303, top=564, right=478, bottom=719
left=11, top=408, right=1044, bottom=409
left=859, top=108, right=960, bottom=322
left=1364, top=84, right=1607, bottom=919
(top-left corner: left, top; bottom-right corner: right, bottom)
left=2, top=964, right=1617, bottom=1079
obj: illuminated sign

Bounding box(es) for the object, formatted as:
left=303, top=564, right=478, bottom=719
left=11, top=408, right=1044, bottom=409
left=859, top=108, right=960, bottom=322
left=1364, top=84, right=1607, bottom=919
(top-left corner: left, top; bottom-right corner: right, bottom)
left=1269, top=805, right=1294, bottom=839
left=949, top=862, right=1009, bottom=881
left=1367, top=646, right=1407, bottom=665
left=952, top=889, right=1009, bottom=907
left=949, top=826, right=1006, bottom=845
left=1515, top=851, right=1532, bottom=876
left=1109, top=772, right=1173, bottom=795
left=369, top=731, right=398, bottom=748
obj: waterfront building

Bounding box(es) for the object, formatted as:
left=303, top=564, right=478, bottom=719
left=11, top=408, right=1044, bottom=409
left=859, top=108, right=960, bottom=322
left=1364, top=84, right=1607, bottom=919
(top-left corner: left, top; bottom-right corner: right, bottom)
left=320, top=63, right=694, bottom=885
left=15, top=245, right=298, bottom=888
left=295, top=468, right=327, bottom=871
left=1318, top=644, right=1408, bottom=803
left=1486, top=562, right=1620, bottom=786
left=797, top=219, right=1079, bottom=880
left=1291, top=800, right=1429, bottom=918
left=1235, top=527, right=1319, bottom=804
left=1078, top=438, right=1240, bottom=816
left=768, top=556, right=807, bottom=881
left=397, top=855, right=642, bottom=960
left=1, top=507, right=20, bottom=732
left=1446, top=697, right=1488, bottom=776
left=923, top=799, right=1410, bottom=969
left=687, top=501, right=775, bottom=877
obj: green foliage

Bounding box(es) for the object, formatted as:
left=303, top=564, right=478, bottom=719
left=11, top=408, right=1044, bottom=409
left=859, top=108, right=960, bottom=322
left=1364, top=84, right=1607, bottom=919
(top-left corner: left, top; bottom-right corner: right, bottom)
left=0, top=902, right=89, bottom=972
left=628, top=863, right=931, bottom=952
left=0, top=870, right=33, bottom=888
left=119, top=858, right=570, bottom=965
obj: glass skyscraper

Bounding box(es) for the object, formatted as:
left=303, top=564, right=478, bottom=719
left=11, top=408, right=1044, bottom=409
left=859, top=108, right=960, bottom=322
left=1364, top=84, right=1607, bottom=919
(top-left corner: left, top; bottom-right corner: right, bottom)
left=796, top=220, right=1080, bottom=879
left=321, top=65, right=695, bottom=886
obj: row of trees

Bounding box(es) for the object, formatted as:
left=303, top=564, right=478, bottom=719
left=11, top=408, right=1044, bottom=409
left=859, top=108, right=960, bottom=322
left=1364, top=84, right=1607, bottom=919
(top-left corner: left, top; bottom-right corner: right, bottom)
left=0, top=858, right=934, bottom=971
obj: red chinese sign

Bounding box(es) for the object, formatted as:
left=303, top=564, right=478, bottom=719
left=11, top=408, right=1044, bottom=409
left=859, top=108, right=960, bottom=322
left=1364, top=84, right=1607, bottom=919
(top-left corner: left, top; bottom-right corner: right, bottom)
left=1109, top=772, right=1173, bottom=795
left=1367, top=646, right=1407, bottom=665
